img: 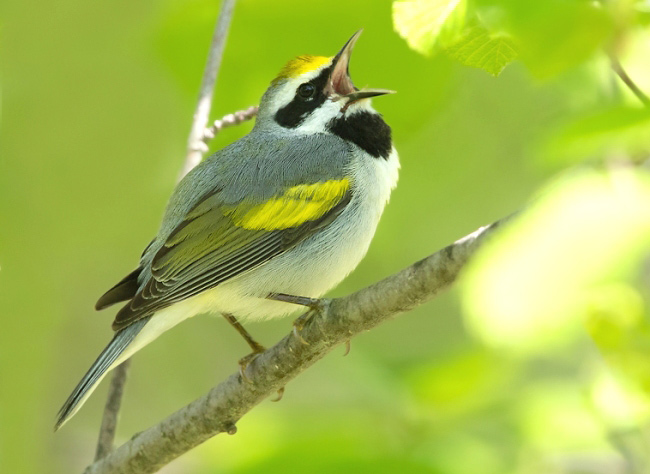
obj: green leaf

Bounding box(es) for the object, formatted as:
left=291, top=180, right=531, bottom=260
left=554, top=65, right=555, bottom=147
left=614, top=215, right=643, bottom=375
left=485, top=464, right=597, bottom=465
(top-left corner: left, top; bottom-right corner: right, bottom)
left=393, top=0, right=467, bottom=55
left=461, top=168, right=650, bottom=354
left=591, top=366, right=650, bottom=429
left=585, top=284, right=650, bottom=403
left=444, top=24, right=517, bottom=76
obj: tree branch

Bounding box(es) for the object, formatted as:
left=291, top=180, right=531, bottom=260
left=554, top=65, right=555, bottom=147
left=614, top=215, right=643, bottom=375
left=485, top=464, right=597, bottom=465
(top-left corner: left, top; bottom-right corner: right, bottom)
left=203, top=105, right=258, bottom=143
left=94, top=359, right=130, bottom=461
left=609, top=52, right=650, bottom=107
left=179, top=0, right=238, bottom=179
left=83, top=217, right=510, bottom=474
left=93, top=0, right=238, bottom=460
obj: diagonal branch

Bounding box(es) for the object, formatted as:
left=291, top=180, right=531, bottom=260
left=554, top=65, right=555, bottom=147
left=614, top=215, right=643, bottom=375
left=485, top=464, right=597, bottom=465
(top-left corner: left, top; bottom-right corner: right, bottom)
left=83, top=217, right=510, bottom=474
left=94, top=0, right=239, bottom=460
left=609, top=52, right=650, bottom=107
left=94, top=359, right=130, bottom=461
left=180, top=0, right=238, bottom=179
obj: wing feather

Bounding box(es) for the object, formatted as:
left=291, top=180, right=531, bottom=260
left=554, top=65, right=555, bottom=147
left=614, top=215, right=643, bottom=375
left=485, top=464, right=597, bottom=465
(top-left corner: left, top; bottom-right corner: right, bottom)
left=111, top=179, right=351, bottom=330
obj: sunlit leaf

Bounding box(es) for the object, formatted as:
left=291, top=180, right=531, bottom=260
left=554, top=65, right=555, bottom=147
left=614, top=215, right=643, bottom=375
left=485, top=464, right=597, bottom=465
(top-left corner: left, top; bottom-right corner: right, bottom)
left=584, top=284, right=645, bottom=352
left=444, top=24, right=517, bottom=76
left=393, top=0, right=467, bottom=55
left=462, top=168, right=650, bottom=353
left=585, top=284, right=650, bottom=398
left=590, top=367, right=650, bottom=429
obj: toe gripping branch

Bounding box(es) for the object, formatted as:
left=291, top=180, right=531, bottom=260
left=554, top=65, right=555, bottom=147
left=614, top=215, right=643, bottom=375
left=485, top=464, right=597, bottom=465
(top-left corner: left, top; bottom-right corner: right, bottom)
left=266, top=292, right=331, bottom=346
left=267, top=294, right=349, bottom=354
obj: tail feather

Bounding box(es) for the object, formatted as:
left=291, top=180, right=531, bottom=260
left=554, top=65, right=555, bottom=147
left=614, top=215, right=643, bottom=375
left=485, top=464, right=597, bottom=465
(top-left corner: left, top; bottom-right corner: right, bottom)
left=55, top=317, right=149, bottom=430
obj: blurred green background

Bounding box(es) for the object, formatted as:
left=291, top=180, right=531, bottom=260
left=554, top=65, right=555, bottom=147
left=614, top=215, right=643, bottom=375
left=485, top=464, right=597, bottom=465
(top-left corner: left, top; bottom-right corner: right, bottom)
left=3, top=0, right=650, bottom=472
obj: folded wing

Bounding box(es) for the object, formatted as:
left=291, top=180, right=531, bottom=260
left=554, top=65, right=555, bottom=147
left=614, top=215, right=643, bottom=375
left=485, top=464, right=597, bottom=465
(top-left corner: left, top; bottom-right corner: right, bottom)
left=108, top=178, right=351, bottom=331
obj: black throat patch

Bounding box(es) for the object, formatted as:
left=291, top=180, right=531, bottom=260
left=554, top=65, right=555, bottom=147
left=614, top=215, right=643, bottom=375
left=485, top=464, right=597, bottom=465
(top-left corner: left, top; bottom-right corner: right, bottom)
left=328, top=111, right=392, bottom=159
left=274, top=67, right=332, bottom=129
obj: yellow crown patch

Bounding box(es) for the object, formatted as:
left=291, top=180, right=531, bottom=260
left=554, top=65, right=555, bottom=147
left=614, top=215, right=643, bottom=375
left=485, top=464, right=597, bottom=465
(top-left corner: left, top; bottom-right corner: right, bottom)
left=274, top=55, right=331, bottom=82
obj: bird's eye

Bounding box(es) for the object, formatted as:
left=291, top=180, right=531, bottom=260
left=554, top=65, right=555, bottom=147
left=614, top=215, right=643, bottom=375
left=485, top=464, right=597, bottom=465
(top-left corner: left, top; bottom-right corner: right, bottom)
left=297, top=83, right=316, bottom=100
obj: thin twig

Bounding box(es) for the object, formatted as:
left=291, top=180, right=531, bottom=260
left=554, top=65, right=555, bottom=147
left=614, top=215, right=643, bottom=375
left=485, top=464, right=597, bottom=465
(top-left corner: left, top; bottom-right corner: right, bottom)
left=83, top=217, right=510, bottom=474
left=179, top=0, right=238, bottom=179
left=203, top=105, right=258, bottom=143
left=93, top=0, right=238, bottom=461
left=94, top=359, right=130, bottom=461
left=609, top=53, right=650, bottom=107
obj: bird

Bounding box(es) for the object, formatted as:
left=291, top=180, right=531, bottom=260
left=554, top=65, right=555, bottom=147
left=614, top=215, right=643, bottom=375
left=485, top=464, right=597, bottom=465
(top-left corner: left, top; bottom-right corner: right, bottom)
left=55, top=30, right=399, bottom=430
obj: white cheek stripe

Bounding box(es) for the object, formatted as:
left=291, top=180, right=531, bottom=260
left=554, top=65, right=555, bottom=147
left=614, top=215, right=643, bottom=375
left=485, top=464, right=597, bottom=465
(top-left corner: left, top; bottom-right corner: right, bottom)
left=293, top=100, right=341, bottom=133
left=269, top=64, right=333, bottom=118
left=294, top=97, right=379, bottom=134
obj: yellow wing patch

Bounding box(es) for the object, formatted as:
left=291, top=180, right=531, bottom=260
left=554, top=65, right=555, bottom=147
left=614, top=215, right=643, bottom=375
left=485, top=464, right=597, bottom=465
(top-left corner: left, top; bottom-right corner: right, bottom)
left=226, top=178, right=350, bottom=231
left=274, top=55, right=331, bottom=81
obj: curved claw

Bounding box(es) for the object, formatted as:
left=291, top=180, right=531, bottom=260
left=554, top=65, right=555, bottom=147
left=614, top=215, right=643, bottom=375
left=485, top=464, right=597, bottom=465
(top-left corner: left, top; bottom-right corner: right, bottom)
left=343, top=340, right=351, bottom=356
left=238, top=348, right=265, bottom=383
left=292, top=323, right=310, bottom=345
left=292, top=310, right=316, bottom=345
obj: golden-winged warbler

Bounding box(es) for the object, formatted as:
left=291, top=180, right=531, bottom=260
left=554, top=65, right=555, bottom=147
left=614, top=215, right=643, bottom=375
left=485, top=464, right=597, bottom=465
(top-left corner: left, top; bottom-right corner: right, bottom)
left=56, top=30, right=398, bottom=429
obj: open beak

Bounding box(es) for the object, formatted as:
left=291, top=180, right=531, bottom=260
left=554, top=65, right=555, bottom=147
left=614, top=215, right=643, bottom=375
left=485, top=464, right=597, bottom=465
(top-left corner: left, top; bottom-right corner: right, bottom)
left=326, top=30, right=395, bottom=103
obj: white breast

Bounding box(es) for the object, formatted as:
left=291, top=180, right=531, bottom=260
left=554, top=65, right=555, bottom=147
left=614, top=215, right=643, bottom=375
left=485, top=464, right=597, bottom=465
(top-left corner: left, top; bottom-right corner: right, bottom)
left=186, top=146, right=399, bottom=321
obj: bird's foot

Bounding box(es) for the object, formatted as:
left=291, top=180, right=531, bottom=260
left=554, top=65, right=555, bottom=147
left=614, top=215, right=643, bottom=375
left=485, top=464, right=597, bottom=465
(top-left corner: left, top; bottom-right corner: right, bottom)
left=267, top=293, right=327, bottom=346
left=238, top=341, right=265, bottom=384
left=237, top=342, right=285, bottom=401
left=292, top=312, right=313, bottom=345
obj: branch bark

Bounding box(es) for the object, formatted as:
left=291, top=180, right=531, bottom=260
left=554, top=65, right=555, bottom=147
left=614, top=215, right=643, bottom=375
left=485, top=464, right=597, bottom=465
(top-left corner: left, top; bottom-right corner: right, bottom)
left=93, top=0, right=239, bottom=460
left=94, top=359, right=130, bottom=461
left=204, top=105, right=258, bottom=142
left=180, top=0, right=238, bottom=179
left=83, top=217, right=510, bottom=474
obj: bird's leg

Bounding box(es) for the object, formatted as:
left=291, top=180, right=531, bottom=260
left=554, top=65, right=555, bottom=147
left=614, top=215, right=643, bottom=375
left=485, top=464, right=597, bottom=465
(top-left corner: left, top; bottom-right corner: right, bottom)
left=221, top=313, right=265, bottom=381
left=266, top=292, right=323, bottom=310
left=221, top=313, right=285, bottom=401
left=267, top=293, right=350, bottom=355
left=222, top=312, right=265, bottom=353
left=266, top=292, right=325, bottom=346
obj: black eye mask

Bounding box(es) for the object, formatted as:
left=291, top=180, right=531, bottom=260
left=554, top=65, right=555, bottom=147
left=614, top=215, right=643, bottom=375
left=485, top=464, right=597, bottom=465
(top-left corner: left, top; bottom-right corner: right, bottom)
left=274, top=66, right=332, bottom=129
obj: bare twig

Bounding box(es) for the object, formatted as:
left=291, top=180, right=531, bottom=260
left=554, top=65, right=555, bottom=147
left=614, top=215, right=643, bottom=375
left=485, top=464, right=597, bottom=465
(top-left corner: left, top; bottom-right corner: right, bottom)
left=94, top=359, right=130, bottom=461
left=93, top=0, right=238, bottom=460
left=180, top=0, right=238, bottom=179
left=83, top=217, right=510, bottom=474
left=203, top=105, right=258, bottom=143
left=609, top=53, right=650, bottom=107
